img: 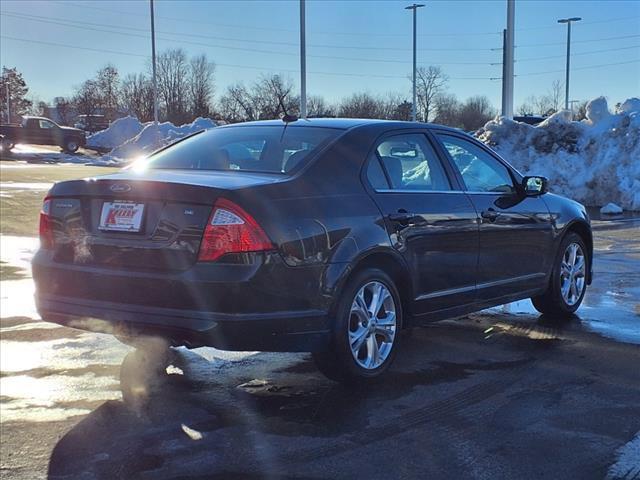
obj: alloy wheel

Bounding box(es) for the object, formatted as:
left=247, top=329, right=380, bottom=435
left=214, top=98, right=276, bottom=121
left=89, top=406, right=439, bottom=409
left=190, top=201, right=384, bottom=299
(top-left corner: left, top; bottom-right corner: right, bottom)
left=348, top=281, right=397, bottom=369
left=560, top=242, right=586, bottom=306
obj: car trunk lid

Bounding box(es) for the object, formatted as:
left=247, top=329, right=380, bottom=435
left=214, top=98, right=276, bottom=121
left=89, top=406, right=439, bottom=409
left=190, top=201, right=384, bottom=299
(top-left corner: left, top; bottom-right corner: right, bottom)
left=46, top=169, right=284, bottom=271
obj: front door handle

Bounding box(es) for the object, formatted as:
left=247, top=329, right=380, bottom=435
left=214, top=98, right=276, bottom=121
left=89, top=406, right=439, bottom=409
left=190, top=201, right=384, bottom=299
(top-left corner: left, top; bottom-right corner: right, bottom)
left=481, top=208, right=500, bottom=222
left=388, top=211, right=427, bottom=227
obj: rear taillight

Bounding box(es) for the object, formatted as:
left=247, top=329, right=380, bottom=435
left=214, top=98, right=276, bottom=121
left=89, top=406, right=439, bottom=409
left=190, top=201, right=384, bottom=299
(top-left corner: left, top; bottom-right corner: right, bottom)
left=198, top=198, right=273, bottom=262
left=39, top=198, right=54, bottom=249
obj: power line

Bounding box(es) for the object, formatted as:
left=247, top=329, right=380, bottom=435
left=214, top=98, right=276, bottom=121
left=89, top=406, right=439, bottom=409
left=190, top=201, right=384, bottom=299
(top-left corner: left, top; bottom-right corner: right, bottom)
left=0, top=11, right=502, bottom=54
left=517, top=15, right=640, bottom=31
left=517, top=59, right=640, bottom=77
left=0, top=35, right=497, bottom=81
left=517, top=34, right=640, bottom=48
left=515, top=45, right=640, bottom=63
left=53, top=1, right=640, bottom=37
left=53, top=0, right=502, bottom=38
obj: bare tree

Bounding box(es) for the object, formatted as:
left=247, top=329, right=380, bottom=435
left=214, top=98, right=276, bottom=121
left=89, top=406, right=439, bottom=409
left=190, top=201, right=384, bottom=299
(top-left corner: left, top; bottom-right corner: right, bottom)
left=458, top=95, right=495, bottom=131
left=432, top=93, right=461, bottom=127
left=378, top=92, right=412, bottom=120
left=307, top=95, right=335, bottom=118
left=121, top=74, right=154, bottom=122
left=414, top=66, right=448, bottom=122
left=254, top=74, right=298, bottom=119
left=74, top=79, right=101, bottom=116
left=53, top=97, right=74, bottom=125
left=338, top=92, right=383, bottom=118
left=218, top=83, right=257, bottom=123
left=156, top=48, right=190, bottom=123
left=189, top=54, right=215, bottom=118
left=95, top=64, right=120, bottom=120
left=549, top=79, right=563, bottom=112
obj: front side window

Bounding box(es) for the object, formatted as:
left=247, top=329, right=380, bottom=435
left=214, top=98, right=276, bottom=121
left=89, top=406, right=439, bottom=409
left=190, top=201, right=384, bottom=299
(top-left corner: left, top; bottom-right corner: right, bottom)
left=39, top=120, right=55, bottom=129
left=141, top=126, right=342, bottom=174
left=436, top=134, right=515, bottom=193
left=373, top=134, right=451, bottom=191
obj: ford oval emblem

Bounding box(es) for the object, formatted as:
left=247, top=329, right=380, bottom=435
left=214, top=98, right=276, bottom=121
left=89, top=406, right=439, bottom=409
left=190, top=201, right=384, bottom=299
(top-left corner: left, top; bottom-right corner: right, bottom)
left=110, top=183, right=132, bottom=193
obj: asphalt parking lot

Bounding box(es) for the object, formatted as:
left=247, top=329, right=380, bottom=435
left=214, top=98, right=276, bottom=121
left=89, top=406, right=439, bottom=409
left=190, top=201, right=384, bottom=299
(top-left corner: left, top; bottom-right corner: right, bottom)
left=1, top=209, right=639, bottom=479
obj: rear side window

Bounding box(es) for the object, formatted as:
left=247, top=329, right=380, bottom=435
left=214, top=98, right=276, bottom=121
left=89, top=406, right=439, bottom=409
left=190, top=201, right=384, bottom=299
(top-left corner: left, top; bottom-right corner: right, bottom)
left=143, top=126, right=342, bottom=174
left=436, top=134, right=515, bottom=193
left=373, top=134, right=451, bottom=191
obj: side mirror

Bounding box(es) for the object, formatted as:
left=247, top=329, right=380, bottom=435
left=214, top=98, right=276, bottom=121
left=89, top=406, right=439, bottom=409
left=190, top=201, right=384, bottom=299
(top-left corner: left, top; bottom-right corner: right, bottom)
left=522, top=176, right=548, bottom=195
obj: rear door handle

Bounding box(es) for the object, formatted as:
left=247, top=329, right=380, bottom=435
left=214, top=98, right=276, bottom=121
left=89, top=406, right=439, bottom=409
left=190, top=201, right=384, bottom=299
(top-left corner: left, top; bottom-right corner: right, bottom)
left=481, top=208, right=500, bottom=221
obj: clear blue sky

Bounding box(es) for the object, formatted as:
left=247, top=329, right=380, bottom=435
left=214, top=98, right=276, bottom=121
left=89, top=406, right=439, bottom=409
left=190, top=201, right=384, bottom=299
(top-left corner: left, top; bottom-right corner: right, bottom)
left=1, top=0, right=638, bottom=110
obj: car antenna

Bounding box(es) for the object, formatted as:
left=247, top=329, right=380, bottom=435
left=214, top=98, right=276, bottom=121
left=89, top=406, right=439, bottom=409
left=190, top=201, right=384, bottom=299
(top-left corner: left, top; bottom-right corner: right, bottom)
left=279, top=98, right=298, bottom=142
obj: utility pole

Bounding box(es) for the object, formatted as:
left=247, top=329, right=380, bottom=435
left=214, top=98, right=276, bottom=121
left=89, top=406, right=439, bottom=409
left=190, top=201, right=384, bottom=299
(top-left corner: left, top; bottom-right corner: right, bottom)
left=299, top=0, right=307, bottom=119
left=405, top=3, right=425, bottom=122
left=4, top=81, right=9, bottom=123
left=558, top=17, right=581, bottom=110
left=150, top=0, right=159, bottom=126
left=503, top=0, right=515, bottom=119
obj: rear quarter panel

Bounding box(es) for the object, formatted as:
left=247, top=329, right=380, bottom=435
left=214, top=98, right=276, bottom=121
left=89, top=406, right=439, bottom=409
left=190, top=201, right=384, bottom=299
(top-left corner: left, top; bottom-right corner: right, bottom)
left=232, top=127, right=395, bottom=307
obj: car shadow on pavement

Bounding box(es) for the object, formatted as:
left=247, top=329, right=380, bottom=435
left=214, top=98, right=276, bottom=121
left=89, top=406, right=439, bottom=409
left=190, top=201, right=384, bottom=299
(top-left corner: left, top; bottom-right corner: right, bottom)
left=46, top=314, right=574, bottom=479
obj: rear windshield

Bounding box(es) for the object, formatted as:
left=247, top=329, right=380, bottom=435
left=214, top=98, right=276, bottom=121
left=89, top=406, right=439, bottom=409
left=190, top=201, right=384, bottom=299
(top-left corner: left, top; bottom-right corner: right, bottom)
left=143, top=125, right=342, bottom=174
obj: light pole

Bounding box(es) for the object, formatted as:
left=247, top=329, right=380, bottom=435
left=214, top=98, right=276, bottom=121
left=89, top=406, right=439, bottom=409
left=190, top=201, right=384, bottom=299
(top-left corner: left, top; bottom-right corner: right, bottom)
left=502, top=0, right=515, bottom=119
left=405, top=3, right=425, bottom=122
left=300, top=0, right=307, bottom=119
left=558, top=17, right=581, bottom=110
left=150, top=0, right=159, bottom=126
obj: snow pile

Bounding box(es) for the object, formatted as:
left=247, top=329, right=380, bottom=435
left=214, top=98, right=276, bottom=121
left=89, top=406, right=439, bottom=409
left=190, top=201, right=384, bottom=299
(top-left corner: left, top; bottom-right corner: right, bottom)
left=600, top=202, right=623, bottom=215
left=109, top=117, right=216, bottom=159
left=86, top=116, right=145, bottom=151
left=477, top=97, right=640, bottom=211
left=86, top=116, right=216, bottom=161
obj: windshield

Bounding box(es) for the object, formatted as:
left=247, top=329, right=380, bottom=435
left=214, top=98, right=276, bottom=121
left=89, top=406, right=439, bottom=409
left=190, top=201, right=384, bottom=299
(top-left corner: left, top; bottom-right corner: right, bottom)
left=143, top=125, right=342, bottom=174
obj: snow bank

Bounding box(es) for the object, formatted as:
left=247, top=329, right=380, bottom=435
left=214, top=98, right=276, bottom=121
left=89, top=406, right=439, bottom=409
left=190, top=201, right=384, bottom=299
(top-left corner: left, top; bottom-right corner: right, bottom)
left=477, top=97, right=640, bottom=211
left=86, top=116, right=216, bottom=161
left=86, top=116, right=144, bottom=151
left=600, top=202, right=623, bottom=214
left=109, top=117, right=216, bottom=160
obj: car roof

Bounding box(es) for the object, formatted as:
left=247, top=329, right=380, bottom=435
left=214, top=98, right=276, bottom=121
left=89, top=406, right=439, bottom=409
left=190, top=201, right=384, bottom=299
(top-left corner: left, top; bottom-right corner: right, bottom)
left=223, top=117, right=465, bottom=134
left=22, top=116, right=52, bottom=122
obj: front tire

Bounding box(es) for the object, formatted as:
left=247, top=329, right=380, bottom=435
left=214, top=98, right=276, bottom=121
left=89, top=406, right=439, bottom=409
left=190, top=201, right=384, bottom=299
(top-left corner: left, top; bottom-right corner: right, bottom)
left=313, top=268, right=402, bottom=383
left=63, top=139, right=79, bottom=153
left=531, top=232, right=588, bottom=316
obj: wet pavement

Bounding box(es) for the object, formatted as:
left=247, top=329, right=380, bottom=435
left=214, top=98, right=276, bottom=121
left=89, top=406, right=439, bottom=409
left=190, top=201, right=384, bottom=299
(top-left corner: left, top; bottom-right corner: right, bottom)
left=1, top=218, right=639, bottom=479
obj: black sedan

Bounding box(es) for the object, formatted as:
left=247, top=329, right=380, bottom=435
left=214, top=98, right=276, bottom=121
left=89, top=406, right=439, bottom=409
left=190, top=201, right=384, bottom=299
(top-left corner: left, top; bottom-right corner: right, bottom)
left=33, top=119, right=593, bottom=382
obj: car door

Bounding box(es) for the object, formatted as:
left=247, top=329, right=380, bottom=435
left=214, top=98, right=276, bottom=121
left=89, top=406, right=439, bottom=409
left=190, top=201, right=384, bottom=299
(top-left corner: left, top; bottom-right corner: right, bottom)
left=433, top=131, right=553, bottom=301
left=35, top=119, right=56, bottom=145
left=365, top=130, right=479, bottom=316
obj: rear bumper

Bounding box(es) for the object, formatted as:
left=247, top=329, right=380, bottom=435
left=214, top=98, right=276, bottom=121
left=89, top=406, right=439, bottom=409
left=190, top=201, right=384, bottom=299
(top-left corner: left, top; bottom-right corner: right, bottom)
left=37, top=294, right=330, bottom=352
left=33, top=250, right=332, bottom=352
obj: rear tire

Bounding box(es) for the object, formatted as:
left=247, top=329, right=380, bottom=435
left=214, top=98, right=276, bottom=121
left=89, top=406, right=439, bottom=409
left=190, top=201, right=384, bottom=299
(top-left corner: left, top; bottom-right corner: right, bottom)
left=313, top=268, right=403, bottom=383
left=1, top=138, right=15, bottom=152
left=531, top=232, right=588, bottom=316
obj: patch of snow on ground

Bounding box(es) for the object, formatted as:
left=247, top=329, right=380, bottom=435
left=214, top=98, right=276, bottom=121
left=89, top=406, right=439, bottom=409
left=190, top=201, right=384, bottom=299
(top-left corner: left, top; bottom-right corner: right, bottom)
left=477, top=96, right=640, bottom=211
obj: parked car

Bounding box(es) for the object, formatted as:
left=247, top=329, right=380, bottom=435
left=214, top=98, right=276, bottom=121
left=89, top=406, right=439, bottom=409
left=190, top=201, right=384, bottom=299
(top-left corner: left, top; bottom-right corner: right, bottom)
left=74, top=114, right=109, bottom=134
left=0, top=116, right=86, bottom=153
left=513, top=115, right=546, bottom=126
left=32, top=119, right=593, bottom=382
